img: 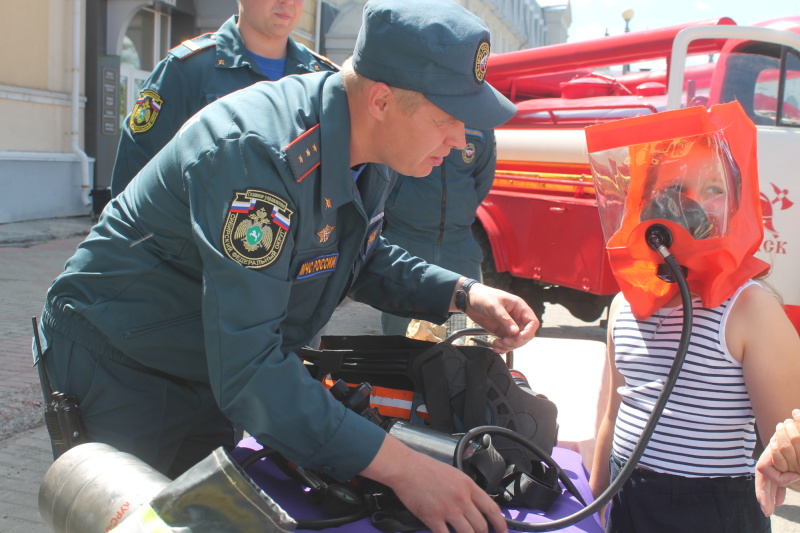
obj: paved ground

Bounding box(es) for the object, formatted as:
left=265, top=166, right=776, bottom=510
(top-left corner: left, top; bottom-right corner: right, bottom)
left=0, top=216, right=798, bottom=532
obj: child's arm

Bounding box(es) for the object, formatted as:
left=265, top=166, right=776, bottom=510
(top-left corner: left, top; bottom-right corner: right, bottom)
left=731, top=284, right=800, bottom=446
left=589, top=294, right=626, bottom=499
left=727, top=284, right=800, bottom=514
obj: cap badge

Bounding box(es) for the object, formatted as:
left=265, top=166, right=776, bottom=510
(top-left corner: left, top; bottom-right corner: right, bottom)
left=474, top=40, right=490, bottom=84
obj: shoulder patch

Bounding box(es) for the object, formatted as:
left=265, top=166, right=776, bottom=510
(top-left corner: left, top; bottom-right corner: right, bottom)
left=221, top=189, right=294, bottom=269
left=170, top=32, right=216, bottom=60
left=308, top=50, right=340, bottom=72
left=285, top=125, right=321, bottom=182
left=130, top=90, right=163, bottom=133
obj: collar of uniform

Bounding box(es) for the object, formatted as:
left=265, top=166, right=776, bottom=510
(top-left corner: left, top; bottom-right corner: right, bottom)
left=319, top=73, right=354, bottom=211
left=319, top=74, right=391, bottom=211
left=285, top=36, right=314, bottom=74
left=215, top=15, right=251, bottom=70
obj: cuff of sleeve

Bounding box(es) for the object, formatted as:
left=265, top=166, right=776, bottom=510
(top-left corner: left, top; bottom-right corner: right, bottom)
left=307, top=409, right=387, bottom=482
left=415, top=265, right=461, bottom=322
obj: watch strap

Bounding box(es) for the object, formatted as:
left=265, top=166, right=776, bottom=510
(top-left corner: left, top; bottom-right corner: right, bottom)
left=455, top=278, right=479, bottom=313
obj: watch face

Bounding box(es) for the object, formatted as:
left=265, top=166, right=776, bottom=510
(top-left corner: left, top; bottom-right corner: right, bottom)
left=456, top=290, right=468, bottom=312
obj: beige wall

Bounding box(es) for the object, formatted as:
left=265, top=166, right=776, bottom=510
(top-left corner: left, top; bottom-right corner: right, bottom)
left=294, top=0, right=318, bottom=50
left=0, top=0, right=84, bottom=154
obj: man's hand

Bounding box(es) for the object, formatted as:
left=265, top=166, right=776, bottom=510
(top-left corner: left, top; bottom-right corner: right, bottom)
left=456, top=280, right=539, bottom=353
left=361, top=435, right=508, bottom=533
left=756, top=409, right=800, bottom=516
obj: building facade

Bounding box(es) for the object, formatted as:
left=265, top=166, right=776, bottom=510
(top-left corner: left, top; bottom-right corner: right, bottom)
left=0, top=0, right=569, bottom=224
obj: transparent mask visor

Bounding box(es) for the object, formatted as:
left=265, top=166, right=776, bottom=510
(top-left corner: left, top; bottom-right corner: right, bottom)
left=589, top=132, right=741, bottom=246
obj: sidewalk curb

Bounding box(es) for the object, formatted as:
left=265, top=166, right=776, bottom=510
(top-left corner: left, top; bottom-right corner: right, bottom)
left=0, top=216, right=93, bottom=247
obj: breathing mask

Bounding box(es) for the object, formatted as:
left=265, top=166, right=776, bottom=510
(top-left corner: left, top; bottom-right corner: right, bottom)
left=585, top=102, right=769, bottom=319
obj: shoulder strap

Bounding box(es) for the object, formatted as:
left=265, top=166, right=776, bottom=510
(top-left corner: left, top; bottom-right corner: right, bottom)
left=284, top=124, right=321, bottom=182
left=309, top=49, right=341, bottom=72
left=170, top=32, right=216, bottom=60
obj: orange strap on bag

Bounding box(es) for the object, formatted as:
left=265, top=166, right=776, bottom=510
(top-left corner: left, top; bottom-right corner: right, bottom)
left=323, top=378, right=429, bottom=422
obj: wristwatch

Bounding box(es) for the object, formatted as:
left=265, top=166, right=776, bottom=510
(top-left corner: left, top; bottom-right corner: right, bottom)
left=455, top=278, right=478, bottom=313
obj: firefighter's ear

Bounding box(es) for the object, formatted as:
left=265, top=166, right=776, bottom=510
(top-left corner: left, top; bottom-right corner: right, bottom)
left=365, top=82, right=394, bottom=120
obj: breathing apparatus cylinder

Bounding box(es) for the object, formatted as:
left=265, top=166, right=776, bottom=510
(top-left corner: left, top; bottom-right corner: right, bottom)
left=385, top=419, right=484, bottom=465
left=39, top=442, right=170, bottom=533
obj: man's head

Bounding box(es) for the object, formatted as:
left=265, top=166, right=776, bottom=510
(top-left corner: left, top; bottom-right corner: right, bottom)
left=238, top=0, right=304, bottom=44
left=351, top=0, right=516, bottom=130
left=343, top=60, right=467, bottom=177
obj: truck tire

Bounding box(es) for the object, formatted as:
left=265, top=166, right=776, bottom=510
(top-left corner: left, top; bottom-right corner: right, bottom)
left=473, top=222, right=512, bottom=292
left=558, top=287, right=613, bottom=323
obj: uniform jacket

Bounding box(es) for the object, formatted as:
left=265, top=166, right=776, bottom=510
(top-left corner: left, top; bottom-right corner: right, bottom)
left=382, top=127, right=495, bottom=276
left=111, top=15, right=337, bottom=196
left=43, top=71, right=460, bottom=481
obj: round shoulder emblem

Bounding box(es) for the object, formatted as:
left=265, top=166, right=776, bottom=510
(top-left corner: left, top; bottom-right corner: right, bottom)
left=221, top=189, right=294, bottom=269
left=462, top=143, right=476, bottom=164
left=474, top=40, right=491, bottom=84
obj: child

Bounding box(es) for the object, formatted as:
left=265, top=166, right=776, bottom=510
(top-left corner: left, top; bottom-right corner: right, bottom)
left=587, top=121, right=800, bottom=532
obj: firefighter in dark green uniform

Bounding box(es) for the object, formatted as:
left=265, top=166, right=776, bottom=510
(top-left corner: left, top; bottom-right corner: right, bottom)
left=111, top=0, right=337, bottom=196
left=381, top=127, right=496, bottom=336
left=37, top=1, right=538, bottom=531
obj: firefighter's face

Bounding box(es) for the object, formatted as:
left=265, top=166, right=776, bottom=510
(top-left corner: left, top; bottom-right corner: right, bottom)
left=238, top=0, right=305, bottom=40
left=379, top=92, right=467, bottom=177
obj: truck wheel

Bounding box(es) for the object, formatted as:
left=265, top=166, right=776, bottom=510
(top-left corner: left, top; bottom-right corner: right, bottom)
left=559, top=288, right=613, bottom=323
left=509, top=278, right=546, bottom=323
left=473, top=222, right=512, bottom=292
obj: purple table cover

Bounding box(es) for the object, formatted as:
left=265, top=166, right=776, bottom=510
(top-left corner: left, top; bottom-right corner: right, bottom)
left=233, top=437, right=603, bottom=533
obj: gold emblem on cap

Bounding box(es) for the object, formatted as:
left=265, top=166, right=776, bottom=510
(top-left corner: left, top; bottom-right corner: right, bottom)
left=474, top=41, right=490, bottom=84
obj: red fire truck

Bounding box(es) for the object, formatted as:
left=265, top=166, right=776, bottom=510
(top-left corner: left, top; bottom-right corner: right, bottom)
left=480, top=16, right=800, bottom=331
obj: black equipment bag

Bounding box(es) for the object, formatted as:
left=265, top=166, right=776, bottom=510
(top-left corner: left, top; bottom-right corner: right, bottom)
left=298, top=334, right=559, bottom=468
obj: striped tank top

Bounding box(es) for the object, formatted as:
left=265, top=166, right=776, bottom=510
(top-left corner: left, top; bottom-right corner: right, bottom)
left=611, top=281, right=758, bottom=477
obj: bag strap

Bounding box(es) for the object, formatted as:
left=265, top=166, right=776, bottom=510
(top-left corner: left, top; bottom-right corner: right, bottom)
left=411, top=346, right=455, bottom=433
left=462, top=353, right=488, bottom=430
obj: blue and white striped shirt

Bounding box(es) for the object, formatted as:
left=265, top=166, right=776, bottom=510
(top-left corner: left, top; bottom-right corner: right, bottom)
left=611, top=281, right=758, bottom=477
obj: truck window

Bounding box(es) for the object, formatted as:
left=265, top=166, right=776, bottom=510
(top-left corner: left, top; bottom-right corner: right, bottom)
left=721, top=46, right=800, bottom=128
left=721, top=52, right=780, bottom=125
left=779, top=50, right=800, bottom=127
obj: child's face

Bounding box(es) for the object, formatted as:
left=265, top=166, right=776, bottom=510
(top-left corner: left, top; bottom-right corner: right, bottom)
left=645, top=140, right=736, bottom=239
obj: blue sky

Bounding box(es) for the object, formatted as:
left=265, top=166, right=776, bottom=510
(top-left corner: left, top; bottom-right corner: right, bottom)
left=545, top=0, right=800, bottom=43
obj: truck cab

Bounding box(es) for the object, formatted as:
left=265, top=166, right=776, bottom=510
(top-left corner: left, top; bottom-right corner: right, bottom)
left=480, top=16, right=800, bottom=331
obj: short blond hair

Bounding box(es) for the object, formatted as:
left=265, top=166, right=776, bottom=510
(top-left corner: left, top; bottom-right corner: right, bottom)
left=341, top=58, right=428, bottom=115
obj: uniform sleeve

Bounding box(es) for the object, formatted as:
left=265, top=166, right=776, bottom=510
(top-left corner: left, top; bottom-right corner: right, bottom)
left=473, top=128, right=497, bottom=203
left=186, top=131, right=386, bottom=482
left=349, top=235, right=461, bottom=322
left=111, top=57, right=197, bottom=197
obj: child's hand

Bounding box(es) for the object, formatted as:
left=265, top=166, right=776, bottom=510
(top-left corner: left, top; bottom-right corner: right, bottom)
left=755, top=410, right=800, bottom=516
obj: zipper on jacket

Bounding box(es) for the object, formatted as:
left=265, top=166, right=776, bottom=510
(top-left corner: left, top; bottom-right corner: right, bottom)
left=437, top=165, right=447, bottom=245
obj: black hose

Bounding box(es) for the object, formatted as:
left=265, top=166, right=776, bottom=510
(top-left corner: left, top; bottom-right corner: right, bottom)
left=453, top=233, right=693, bottom=531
